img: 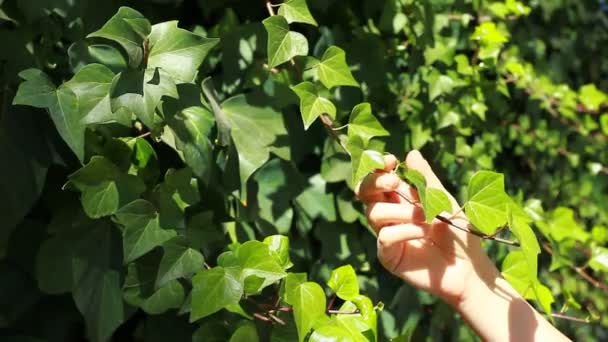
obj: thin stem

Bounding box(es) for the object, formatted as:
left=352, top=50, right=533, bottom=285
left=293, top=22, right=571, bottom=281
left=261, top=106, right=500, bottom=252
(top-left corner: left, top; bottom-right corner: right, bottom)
left=332, top=123, right=349, bottom=131
left=542, top=243, right=608, bottom=293
left=266, top=1, right=276, bottom=16
left=394, top=189, right=520, bottom=247
left=136, top=131, right=151, bottom=139
left=551, top=313, right=591, bottom=324
left=320, top=114, right=350, bottom=156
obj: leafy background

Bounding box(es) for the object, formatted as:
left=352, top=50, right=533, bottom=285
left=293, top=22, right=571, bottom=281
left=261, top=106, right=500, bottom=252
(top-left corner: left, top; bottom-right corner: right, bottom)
left=1, top=0, right=607, bottom=341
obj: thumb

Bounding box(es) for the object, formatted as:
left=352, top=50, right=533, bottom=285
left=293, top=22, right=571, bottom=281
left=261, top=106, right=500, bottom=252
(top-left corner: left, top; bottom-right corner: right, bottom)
left=405, top=150, right=445, bottom=190
left=405, top=150, right=459, bottom=210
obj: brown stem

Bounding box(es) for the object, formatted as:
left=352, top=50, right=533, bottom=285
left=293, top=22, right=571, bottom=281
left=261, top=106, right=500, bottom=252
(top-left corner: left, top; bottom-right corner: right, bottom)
left=320, top=114, right=350, bottom=156
left=551, top=313, right=591, bottom=324
left=266, top=1, right=276, bottom=16
left=542, top=243, right=608, bottom=293
left=135, top=131, right=151, bottom=139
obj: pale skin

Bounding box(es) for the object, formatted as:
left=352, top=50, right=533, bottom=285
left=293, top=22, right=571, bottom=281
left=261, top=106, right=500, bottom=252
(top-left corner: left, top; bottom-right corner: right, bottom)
left=356, top=150, right=570, bottom=342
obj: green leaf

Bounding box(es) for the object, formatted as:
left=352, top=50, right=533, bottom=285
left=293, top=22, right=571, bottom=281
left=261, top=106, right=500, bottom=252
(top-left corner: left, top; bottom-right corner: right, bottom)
left=13, top=69, right=86, bottom=161
left=291, top=81, right=336, bottom=129
left=328, top=265, right=359, bottom=301
left=310, top=323, right=354, bottom=342
left=284, top=275, right=327, bottom=342
left=579, top=84, right=608, bottom=111
left=161, top=84, right=215, bottom=182
left=123, top=253, right=186, bottom=315
left=221, top=94, right=289, bottom=192
left=347, top=103, right=388, bottom=146
left=348, top=138, right=384, bottom=185
left=190, top=266, right=244, bottom=321
left=501, top=251, right=554, bottom=314
left=110, top=68, right=178, bottom=129
left=148, top=21, right=219, bottom=83
left=252, top=159, right=304, bottom=235
left=63, top=64, right=131, bottom=126
left=68, top=41, right=128, bottom=74
left=67, top=156, right=146, bottom=218
left=401, top=168, right=452, bottom=222
left=589, top=246, right=608, bottom=273
left=115, top=200, right=177, bottom=263
left=263, top=235, right=293, bottom=269
left=71, top=222, right=127, bottom=342
left=158, top=167, right=200, bottom=228
left=156, top=236, right=205, bottom=288
left=316, top=46, right=358, bottom=88
left=87, top=6, right=151, bottom=68
left=278, top=0, right=318, bottom=26
left=507, top=204, right=540, bottom=281
left=464, top=171, right=509, bottom=234
left=471, top=22, right=508, bottom=44
left=424, top=188, right=452, bottom=222
left=263, top=15, right=309, bottom=68
left=228, top=240, right=287, bottom=295
left=229, top=321, right=260, bottom=342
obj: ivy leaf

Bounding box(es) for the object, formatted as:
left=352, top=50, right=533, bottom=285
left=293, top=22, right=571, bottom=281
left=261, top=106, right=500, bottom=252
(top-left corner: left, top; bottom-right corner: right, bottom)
left=284, top=274, right=327, bottom=342
left=110, top=67, right=178, bottom=129
left=309, top=323, right=354, bottom=342
left=67, top=156, right=146, bottom=218
left=71, top=221, right=127, bottom=342
left=68, top=41, right=128, bottom=74
left=123, top=253, right=186, bottom=315
left=501, top=251, right=554, bottom=314
left=87, top=6, right=151, bottom=68
left=317, top=46, right=358, bottom=88
left=229, top=321, right=260, bottom=342
left=291, top=81, right=336, bottom=129
left=579, top=84, right=608, bottom=112
left=222, top=94, right=289, bottom=194
left=263, top=235, right=293, bottom=269
left=190, top=266, right=244, bottom=321
left=263, top=15, right=309, bottom=68
left=402, top=169, right=452, bottom=222
left=471, top=22, right=508, bottom=44
left=464, top=171, right=509, bottom=234
left=347, top=137, right=385, bottom=185
left=156, top=236, right=205, bottom=288
left=13, top=69, right=86, bottom=161
left=327, top=265, right=359, bottom=301
left=424, top=188, right=452, bottom=222
left=63, top=64, right=130, bottom=126
left=589, top=246, right=608, bottom=273
left=508, top=204, right=540, bottom=281
left=228, top=240, right=287, bottom=295
left=253, top=159, right=305, bottom=234
left=158, top=167, right=200, bottom=229
left=278, top=0, right=318, bottom=26
left=148, top=21, right=219, bottom=83
left=347, top=103, right=388, bottom=146
left=115, top=199, right=177, bottom=263
left=161, top=84, right=215, bottom=183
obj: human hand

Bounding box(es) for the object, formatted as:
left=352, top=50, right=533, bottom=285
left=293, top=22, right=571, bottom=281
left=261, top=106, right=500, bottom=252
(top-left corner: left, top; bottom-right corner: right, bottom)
left=356, top=150, right=498, bottom=305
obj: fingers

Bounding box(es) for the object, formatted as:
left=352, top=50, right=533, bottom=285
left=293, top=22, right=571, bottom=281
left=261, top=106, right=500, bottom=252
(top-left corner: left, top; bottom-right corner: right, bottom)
left=405, top=150, right=459, bottom=209
left=377, top=223, right=430, bottom=249
left=383, top=154, right=398, bottom=172
left=405, top=150, right=445, bottom=190
left=356, top=172, right=401, bottom=201
left=366, top=202, right=425, bottom=231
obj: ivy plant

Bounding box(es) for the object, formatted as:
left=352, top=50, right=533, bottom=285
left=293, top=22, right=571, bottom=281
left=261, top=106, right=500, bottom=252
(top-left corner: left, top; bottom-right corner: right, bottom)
left=1, top=0, right=607, bottom=341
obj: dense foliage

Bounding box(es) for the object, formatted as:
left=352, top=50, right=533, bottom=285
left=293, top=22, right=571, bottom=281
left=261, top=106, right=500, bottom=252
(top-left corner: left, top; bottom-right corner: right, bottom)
left=1, top=0, right=607, bottom=341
